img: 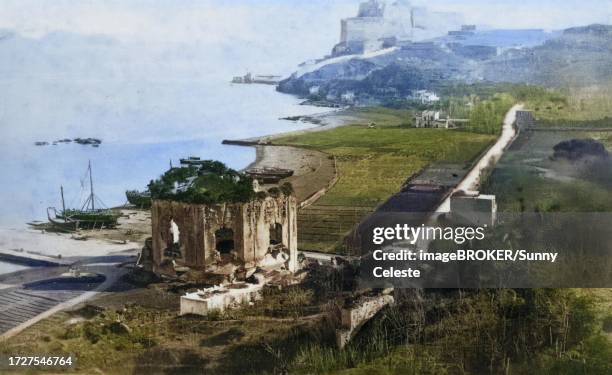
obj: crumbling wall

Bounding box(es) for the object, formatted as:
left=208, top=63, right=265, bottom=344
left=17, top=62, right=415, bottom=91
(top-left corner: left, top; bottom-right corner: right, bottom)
left=151, top=194, right=298, bottom=273
left=336, top=293, right=394, bottom=349
left=239, top=194, right=298, bottom=271
left=151, top=201, right=209, bottom=270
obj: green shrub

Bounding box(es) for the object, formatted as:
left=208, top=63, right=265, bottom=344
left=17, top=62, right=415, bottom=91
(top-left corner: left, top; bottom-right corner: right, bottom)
left=148, top=160, right=254, bottom=204
left=280, top=182, right=294, bottom=196
left=267, top=187, right=281, bottom=198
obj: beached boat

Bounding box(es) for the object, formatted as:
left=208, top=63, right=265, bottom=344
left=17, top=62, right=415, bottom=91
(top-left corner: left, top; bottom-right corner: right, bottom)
left=245, top=167, right=294, bottom=183
left=47, top=161, right=120, bottom=231
left=125, top=190, right=152, bottom=208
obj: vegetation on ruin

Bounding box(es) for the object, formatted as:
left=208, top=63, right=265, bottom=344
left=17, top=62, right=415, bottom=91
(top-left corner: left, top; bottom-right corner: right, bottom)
left=147, top=160, right=256, bottom=204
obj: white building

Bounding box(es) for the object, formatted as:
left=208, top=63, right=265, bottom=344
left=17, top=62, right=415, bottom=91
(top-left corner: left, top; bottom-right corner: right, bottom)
left=341, top=91, right=356, bottom=103
left=412, top=90, right=440, bottom=104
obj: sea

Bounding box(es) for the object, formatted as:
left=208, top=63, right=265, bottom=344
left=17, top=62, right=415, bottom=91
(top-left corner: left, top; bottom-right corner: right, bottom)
left=0, top=80, right=322, bottom=229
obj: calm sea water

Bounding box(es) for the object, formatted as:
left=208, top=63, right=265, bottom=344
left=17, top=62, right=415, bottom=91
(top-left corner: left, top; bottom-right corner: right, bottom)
left=0, top=80, right=320, bottom=227
left=0, top=261, right=29, bottom=274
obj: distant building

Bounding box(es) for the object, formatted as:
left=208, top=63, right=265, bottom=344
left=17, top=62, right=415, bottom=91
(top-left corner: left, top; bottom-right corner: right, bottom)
left=414, top=110, right=443, bottom=128
left=341, top=91, right=356, bottom=103
left=231, top=72, right=281, bottom=85
left=332, top=0, right=463, bottom=56
left=414, top=110, right=468, bottom=129
left=448, top=24, right=477, bottom=38
left=411, top=90, right=440, bottom=104
left=450, top=190, right=497, bottom=227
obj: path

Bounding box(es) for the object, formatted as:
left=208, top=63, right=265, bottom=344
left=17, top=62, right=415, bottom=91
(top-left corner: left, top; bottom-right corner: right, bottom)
left=436, top=104, right=524, bottom=212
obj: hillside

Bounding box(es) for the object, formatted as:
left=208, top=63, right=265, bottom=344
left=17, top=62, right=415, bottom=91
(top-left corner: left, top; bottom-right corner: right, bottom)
left=484, top=24, right=612, bottom=86
left=278, top=25, right=612, bottom=104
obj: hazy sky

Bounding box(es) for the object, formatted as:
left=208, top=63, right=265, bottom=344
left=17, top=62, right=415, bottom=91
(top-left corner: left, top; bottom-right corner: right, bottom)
left=1, top=1, right=610, bottom=40
left=0, top=0, right=610, bottom=76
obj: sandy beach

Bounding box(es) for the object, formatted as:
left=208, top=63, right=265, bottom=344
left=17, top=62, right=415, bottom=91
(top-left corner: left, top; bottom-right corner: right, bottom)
left=245, top=145, right=337, bottom=203
left=0, top=209, right=149, bottom=262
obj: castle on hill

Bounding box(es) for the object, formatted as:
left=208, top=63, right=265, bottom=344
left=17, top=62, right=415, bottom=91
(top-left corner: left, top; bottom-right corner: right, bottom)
left=332, top=0, right=463, bottom=56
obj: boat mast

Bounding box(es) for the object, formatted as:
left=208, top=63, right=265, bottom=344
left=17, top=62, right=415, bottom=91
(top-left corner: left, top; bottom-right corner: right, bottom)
left=89, top=160, right=95, bottom=210
left=60, top=185, right=67, bottom=222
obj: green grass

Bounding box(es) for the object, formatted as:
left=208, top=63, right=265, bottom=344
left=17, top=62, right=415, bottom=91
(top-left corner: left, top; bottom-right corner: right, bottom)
left=466, top=93, right=516, bottom=134
left=274, top=123, right=495, bottom=207
left=273, top=107, right=496, bottom=253
left=482, top=131, right=612, bottom=212
left=439, top=82, right=612, bottom=128
left=511, top=82, right=612, bottom=125
left=289, top=290, right=612, bottom=375
left=0, top=287, right=330, bottom=374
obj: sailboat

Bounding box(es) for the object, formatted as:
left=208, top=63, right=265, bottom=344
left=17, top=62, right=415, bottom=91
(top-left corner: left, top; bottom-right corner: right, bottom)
left=47, top=161, right=121, bottom=231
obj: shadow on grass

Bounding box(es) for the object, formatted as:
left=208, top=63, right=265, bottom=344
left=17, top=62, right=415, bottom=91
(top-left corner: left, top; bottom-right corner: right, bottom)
left=200, top=327, right=245, bottom=347
left=211, top=318, right=336, bottom=375
left=133, top=347, right=210, bottom=375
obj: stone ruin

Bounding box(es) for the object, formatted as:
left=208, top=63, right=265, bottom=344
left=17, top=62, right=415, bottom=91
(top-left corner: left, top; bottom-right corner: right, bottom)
left=138, top=193, right=300, bottom=316
left=150, top=194, right=298, bottom=276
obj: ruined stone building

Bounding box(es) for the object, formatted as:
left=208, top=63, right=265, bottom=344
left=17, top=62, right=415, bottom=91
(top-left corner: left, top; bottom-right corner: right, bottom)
left=150, top=194, right=298, bottom=275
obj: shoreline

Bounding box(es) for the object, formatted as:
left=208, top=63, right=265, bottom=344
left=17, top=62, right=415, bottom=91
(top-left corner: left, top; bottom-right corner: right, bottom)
left=0, top=209, right=148, bottom=268
left=242, top=145, right=338, bottom=205
left=0, top=105, right=352, bottom=270
left=222, top=107, right=364, bottom=147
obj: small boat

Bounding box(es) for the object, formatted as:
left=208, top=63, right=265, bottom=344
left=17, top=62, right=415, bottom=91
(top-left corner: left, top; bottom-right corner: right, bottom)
left=46, top=207, right=79, bottom=232
left=47, top=161, right=120, bottom=231
left=245, top=167, right=294, bottom=184
left=179, top=156, right=208, bottom=166
left=125, top=190, right=152, bottom=208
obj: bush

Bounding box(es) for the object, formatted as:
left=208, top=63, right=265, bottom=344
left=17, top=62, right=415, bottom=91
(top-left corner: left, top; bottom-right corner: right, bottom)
left=280, top=182, right=294, bottom=196
left=267, top=187, right=281, bottom=198
left=148, top=161, right=254, bottom=204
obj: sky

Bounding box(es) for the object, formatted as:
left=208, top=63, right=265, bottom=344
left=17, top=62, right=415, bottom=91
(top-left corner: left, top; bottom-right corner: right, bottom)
left=0, top=1, right=610, bottom=77
left=1, top=1, right=611, bottom=41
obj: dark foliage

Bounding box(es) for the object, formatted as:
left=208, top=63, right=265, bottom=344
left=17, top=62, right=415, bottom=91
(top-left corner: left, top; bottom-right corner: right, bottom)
left=148, top=161, right=254, bottom=204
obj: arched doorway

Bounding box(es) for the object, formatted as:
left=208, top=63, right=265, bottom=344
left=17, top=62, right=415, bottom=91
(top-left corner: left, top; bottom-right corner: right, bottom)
left=164, top=218, right=182, bottom=258
left=215, top=228, right=235, bottom=254
left=269, top=223, right=283, bottom=245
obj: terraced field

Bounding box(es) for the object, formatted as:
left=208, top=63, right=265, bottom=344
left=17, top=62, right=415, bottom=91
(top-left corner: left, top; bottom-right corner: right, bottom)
left=273, top=108, right=496, bottom=253
left=297, top=205, right=373, bottom=254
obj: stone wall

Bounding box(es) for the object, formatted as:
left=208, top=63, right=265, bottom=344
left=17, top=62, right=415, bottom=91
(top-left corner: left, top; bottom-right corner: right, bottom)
left=151, top=194, right=298, bottom=273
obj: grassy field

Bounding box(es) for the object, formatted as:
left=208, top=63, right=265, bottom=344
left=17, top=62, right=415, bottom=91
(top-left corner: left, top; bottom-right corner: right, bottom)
left=273, top=107, right=495, bottom=252
left=275, top=109, right=495, bottom=208
left=482, top=130, right=612, bottom=212
left=533, top=83, right=612, bottom=124
left=0, top=286, right=331, bottom=374
left=439, top=82, right=612, bottom=128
